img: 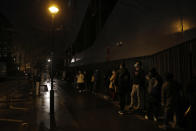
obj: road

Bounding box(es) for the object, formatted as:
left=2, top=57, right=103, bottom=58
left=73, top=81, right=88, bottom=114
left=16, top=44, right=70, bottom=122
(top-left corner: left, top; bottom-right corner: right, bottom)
left=0, top=78, right=35, bottom=131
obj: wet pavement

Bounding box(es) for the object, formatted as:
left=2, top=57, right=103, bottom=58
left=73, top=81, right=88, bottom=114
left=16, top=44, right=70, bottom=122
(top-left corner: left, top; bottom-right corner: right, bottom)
left=1, top=79, right=184, bottom=131
left=36, top=80, right=163, bottom=131
left=0, top=79, right=36, bottom=131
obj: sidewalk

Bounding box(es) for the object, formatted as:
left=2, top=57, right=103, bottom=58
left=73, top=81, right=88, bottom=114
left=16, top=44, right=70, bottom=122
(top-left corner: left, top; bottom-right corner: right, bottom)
left=34, top=80, right=185, bottom=131
left=94, top=89, right=185, bottom=131
left=35, top=80, right=78, bottom=131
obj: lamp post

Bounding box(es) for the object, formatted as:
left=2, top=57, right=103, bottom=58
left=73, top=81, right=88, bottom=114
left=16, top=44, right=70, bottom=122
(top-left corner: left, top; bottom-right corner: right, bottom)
left=48, top=5, right=59, bottom=115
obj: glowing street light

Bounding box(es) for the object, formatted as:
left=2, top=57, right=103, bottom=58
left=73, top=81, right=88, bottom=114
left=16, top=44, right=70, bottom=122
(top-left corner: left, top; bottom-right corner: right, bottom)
left=48, top=5, right=59, bottom=15
left=48, top=58, right=51, bottom=63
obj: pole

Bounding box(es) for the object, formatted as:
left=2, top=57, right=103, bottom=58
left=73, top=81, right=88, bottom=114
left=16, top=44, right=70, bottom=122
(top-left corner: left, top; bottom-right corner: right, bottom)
left=50, top=14, right=55, bottom=130
left=50, top=52, right=54, bottom=115
left=50, top=14, right=55, bottom=115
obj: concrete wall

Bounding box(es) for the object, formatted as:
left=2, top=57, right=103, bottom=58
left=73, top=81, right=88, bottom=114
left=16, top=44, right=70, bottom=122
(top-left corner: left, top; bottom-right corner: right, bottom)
left=73, top=0, right=196, bottom=66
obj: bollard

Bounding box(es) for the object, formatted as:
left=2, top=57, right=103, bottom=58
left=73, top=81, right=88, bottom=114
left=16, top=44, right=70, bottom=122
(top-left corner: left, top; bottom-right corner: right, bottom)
left=36, top=82, right=40, bottom=96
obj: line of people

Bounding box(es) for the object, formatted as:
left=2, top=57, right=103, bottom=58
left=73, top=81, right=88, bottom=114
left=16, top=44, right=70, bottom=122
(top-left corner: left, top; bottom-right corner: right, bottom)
left=108, top=61, right=195, bottom=130
left=68, top=61, right=195, bottom=130
left=74, top=69, right=100, bottom=94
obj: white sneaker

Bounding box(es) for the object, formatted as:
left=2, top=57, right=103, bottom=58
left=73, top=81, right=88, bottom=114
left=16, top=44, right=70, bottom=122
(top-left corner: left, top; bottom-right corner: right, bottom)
left=118, top=110, right=124, bottom=115
left=145, top=115, right=149, bottom=120
left=153, top=116, right=157, bottom=122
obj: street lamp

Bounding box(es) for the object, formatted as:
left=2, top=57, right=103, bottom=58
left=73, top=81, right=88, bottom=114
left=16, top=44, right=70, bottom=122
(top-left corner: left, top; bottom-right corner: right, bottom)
left=48, top=58, right=51, bottom=63
left=49, top=6, right=59, bottom=15
left=48, top=4, right=59, bottom=116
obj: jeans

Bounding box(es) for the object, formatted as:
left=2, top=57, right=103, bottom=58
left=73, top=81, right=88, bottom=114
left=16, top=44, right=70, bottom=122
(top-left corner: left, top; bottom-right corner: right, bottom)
left=130, top=84, right=140, bottom=109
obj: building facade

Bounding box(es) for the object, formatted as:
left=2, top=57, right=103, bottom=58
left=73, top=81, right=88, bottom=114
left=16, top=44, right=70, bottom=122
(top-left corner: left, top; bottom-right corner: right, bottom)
left=0, top=13, right=13, bottom=78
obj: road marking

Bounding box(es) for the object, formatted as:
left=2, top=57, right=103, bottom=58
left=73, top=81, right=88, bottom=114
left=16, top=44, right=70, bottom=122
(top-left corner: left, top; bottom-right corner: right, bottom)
left=9, top=105, right=29, bottom=111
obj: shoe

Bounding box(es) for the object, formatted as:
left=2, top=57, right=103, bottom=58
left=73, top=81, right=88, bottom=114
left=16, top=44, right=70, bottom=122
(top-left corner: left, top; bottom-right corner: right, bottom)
left=118, top=110, right=124, bottom=115
left=134, top=106, right=140, bottom=110
left=158, top=124, right=168, bottom=130
left=153, top=116, right=157, bottom=122
left=144, top=115, right=149, bottom=120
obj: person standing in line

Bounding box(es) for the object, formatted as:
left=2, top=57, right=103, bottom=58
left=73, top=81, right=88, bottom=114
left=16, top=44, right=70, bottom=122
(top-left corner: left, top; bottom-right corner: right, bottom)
left=83, top=70, right=88, bottom=93
left=85, top=70, right=92, bottom=93
left=76, top=70, right=85, bottom=93
left=73, top=70, right=77, bottom=89
left=129, top=61, right=145, bottom=111
left=159, top=73, right=179, bottom=129
left=116, top=63, right=130, bottom=115
left=109, top=70, right=117, bottom=100
left=104, top=71, right=111, bottom=95
left=144, top=69, right=160, bottom=122
left=93, top=69, right=100, bottom=95
left=90, top=73, right=95, bottom=94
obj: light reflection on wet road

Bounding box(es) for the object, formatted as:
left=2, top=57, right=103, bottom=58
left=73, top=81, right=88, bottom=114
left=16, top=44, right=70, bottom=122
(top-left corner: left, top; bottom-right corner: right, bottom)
left=36, top=80, right=162, bottom=131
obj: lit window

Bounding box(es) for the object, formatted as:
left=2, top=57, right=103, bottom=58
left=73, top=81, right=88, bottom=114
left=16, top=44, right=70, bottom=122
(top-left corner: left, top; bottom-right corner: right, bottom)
left=71, top=57, right=80, bottom=63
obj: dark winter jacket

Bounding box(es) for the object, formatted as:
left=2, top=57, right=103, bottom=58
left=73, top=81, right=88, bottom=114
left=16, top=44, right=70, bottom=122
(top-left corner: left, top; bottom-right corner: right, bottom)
left=132, top=69, right=145, bottom=86
left=116, top=68, right=130, bottom=93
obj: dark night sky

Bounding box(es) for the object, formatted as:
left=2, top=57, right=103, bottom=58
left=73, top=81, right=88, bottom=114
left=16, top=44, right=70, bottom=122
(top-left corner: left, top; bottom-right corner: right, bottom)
left=0, top=0, right=90, bottom=57
left=1, top=0, right=49, bottom=53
